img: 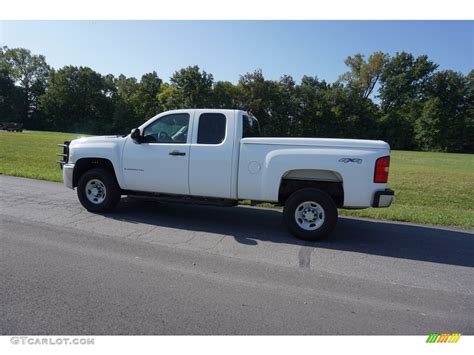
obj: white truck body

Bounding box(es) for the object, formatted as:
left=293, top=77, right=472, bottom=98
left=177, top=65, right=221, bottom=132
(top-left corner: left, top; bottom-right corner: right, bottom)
left=59, top=109, right=394, bottom=240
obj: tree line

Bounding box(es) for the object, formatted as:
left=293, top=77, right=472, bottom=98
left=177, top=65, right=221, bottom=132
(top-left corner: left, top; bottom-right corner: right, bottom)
left=1, top=46, right=472, bottom=152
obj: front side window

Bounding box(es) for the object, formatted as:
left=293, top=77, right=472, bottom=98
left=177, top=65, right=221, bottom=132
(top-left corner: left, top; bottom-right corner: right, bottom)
left=143, top=113, right=190, bottom=143
left=242, top=114, right=261, bottom=138
left=197, top=113, right=226, bottom=144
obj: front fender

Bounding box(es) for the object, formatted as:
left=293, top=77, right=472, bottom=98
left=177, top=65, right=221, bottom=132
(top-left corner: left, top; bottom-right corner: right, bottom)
left=69, top=139, right=126, bottom=189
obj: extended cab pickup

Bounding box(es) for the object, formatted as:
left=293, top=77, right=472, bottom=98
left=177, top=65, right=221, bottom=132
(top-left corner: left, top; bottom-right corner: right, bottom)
left=58, top=109, right=394, bottom=240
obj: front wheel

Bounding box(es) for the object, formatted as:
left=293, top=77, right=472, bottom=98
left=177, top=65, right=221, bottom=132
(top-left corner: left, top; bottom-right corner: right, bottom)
left=283, top=188, right=338, bottom=241
left=77, top=168, right=121, bottom=212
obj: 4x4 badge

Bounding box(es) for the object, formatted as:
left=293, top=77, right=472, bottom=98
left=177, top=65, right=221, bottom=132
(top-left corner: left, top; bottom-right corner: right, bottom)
left=339, top=158, right=362, bottom=164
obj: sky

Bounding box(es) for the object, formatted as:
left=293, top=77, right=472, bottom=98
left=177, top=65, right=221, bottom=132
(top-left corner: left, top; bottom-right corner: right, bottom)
left=1, top=21, right=473, bottom=84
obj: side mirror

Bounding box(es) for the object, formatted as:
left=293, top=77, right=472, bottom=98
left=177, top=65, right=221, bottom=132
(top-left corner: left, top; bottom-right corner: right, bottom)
left=130, top=128, right=142, bottom=144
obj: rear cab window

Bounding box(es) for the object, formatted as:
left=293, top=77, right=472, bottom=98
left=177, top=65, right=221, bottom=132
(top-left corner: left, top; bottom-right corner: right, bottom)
left=197, top=113, right=226, bottom=144
left=242, top=114, right=261, bottom=138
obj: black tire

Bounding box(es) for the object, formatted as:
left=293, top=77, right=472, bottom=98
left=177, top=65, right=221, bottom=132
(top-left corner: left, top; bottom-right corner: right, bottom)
left=77, top=168, right=121, bottom=212
left=283, top=188, right=338, bottom=241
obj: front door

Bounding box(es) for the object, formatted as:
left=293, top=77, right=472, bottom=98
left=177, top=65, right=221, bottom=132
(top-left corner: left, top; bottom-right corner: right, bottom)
left=122, top=112, right=192, bottom=194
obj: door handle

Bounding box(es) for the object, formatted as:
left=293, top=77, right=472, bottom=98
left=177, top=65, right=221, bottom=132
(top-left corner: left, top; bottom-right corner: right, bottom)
left=169, top=150, right=186, bottom=156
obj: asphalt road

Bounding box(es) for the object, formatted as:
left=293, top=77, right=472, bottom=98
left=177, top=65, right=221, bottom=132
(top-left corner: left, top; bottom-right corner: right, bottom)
left=1, top=175, right=473, bottom=335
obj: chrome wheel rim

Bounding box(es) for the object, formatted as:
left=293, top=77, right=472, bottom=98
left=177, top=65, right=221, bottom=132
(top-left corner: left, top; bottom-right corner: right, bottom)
left=85, top=179, right=107, bottom=204
left=294, top=201, right=325, bottom=231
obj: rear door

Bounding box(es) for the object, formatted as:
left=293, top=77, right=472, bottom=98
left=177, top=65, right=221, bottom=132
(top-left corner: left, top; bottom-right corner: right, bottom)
left=189, top=111, right=234, bottom=198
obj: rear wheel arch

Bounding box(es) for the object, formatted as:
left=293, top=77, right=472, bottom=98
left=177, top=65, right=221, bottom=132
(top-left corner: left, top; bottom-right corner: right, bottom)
left=278, top=170, right=344, bottom=207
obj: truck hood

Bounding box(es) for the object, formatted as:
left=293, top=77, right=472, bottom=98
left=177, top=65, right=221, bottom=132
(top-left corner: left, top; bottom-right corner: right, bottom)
left=69, top=135, right=127, bottom=148
left=67, top=135, right=127, bottom=164
left=241, top=137, right=390, bottom=150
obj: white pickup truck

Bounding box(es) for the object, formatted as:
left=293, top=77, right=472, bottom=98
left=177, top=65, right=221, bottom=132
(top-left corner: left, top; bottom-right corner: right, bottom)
left=58, top=109, right=394, bottom=240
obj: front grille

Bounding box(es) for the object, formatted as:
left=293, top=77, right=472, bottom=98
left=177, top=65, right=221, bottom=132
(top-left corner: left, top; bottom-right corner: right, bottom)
left=56, top=141, right=70, bottom=169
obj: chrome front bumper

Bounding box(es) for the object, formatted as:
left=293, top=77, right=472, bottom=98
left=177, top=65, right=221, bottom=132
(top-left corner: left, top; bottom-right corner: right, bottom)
left=372, top=189, right=394, bottom=208
left=63, top=163, right=75, bottom=189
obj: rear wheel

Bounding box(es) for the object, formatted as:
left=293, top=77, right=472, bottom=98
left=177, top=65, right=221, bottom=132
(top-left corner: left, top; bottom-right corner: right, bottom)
left=77, top=168, right=121, bottom=212
left=283, top=188, right=338, bottom=241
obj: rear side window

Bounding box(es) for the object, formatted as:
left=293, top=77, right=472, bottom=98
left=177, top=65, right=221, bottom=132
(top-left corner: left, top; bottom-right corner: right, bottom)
left=197, top=113, right=226, bottom=144
left=242, top=115, right=261, bottom=138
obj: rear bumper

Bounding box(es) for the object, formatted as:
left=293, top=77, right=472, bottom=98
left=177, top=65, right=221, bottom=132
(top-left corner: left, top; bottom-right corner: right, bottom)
left=372, top=188, right=394, bottom=208
left=63, top=163, right=75, bottom=189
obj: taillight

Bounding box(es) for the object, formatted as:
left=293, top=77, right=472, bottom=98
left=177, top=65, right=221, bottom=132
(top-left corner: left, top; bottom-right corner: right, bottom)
left=374, top=156, right=390, bottom=183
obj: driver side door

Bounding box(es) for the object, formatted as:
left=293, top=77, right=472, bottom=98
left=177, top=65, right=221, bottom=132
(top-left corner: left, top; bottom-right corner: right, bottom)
left=122, top=111, right=193, bottom=194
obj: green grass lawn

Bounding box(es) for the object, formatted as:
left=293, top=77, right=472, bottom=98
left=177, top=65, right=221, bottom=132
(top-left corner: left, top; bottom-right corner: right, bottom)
left=1, top=130, right=473, bottom=228
left=0, top=130, right=87, bottom=182
left=340, top=150, right=474, bottom=228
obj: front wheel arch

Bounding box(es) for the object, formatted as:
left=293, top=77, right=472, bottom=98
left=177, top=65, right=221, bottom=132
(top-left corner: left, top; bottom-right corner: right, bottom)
left=73, top=158, right=118, bottom=188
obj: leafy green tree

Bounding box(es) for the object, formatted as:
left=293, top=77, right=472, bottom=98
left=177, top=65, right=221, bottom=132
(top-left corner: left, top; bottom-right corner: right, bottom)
left=111, top=96, right=138, bottom=134
left=115, top=74, right=139, bottom=98
left=0, top=47, right=50, bottom=126
left=110, top=72, right=163, bottom=132
left=158, top=83, right=185, bottom=111
left=136, top=71, right=162, bottom=118
left=237, top=69, right=283, bottom=135
left=40, top=66, right=114, bottom=133
left=1, top=45, right=472, bottom=152
left=273, top=75, right=299, bottom=136
left=465, top=70, right=474, bottom=152
left=339, top=52, right=388, bottom=99
left=378, top=52, right=438, bottom=149
left=322, top=83, right=379, bottom=139
left=415, top=97, right=444, bottom=150
left=109, top=74, right=139, bottom=133
left=416, top=70, right=470, bottom=152
left=0, top=67, right=24, bottom=122
left=379, top=52, right=438, bottom=110
left=211, top=81, right=240, bottom=108
left=170, top=65, right=213, bottom=108
left=294, top=76, right=330, bottom=137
